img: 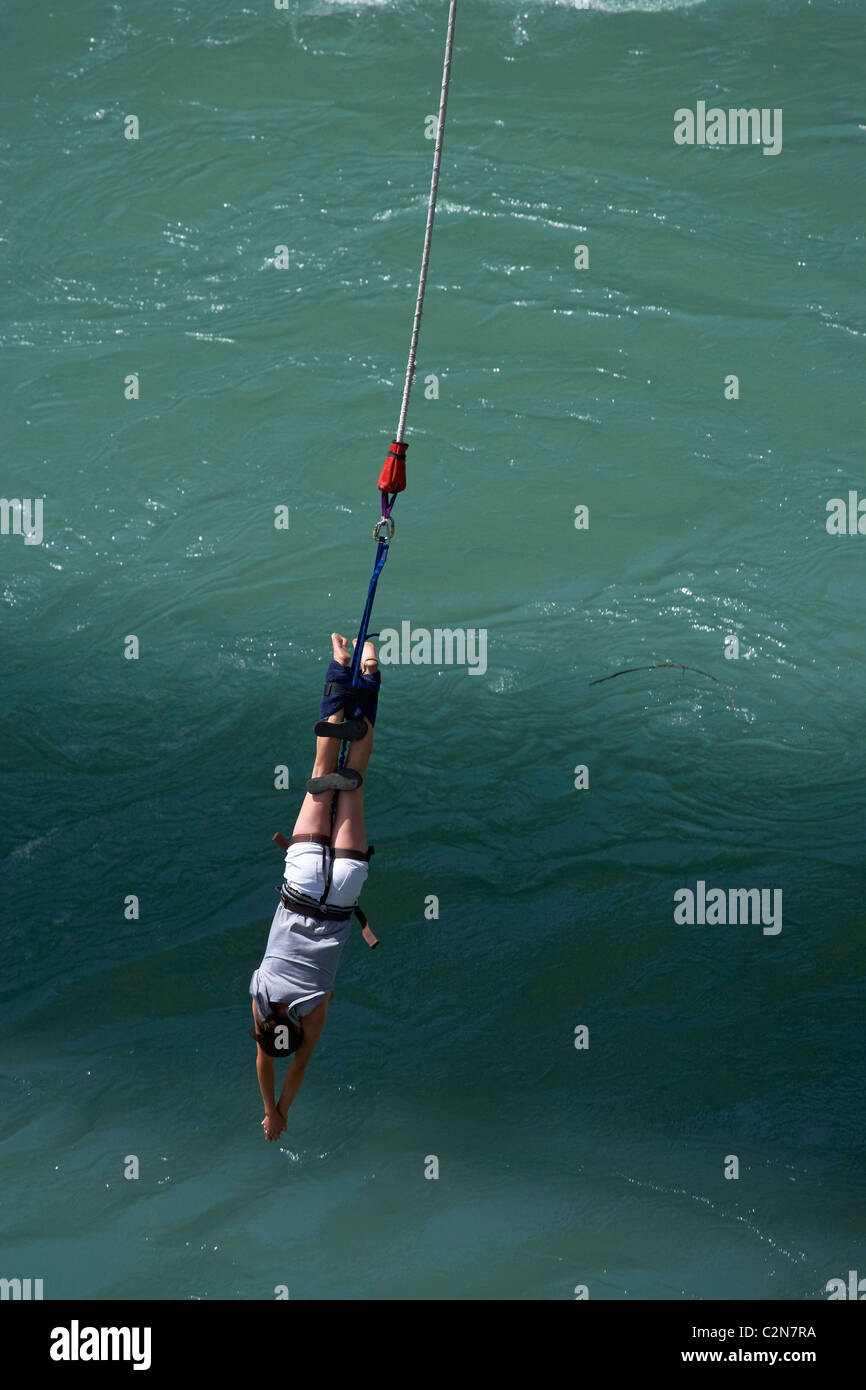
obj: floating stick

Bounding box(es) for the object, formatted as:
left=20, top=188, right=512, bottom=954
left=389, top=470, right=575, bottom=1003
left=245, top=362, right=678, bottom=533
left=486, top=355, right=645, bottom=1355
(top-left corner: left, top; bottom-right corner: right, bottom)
left=589, top=663, right=737, bottom=713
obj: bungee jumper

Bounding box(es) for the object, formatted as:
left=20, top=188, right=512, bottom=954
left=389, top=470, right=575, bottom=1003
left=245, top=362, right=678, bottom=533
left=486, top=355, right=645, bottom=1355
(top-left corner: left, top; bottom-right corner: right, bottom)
left=250, top=633, right=381, bottom=1142
left=248, top=0, right=458, bottom=1144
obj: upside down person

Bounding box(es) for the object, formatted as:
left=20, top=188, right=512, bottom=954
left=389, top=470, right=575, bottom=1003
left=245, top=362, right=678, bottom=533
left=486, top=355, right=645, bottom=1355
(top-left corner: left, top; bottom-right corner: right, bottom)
left=249, top=632, right=380, bottom=1142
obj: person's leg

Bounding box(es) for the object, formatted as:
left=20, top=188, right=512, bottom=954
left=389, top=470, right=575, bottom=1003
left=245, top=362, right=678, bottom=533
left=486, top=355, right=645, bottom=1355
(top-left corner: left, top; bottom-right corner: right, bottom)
left=291, top=733, right=340, bottom=837
left=292, top=634, right=376, bottom=838
left=331, top=640, right=377, bottom=850
left=291, top=634, right=352, bottom=835
left=331, top=733, right=372, bottom=850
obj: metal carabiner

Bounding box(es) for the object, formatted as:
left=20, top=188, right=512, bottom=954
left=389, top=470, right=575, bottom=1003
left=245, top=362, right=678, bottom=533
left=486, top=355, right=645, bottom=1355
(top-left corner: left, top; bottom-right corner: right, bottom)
left=373, top=516, right=395, bottom=542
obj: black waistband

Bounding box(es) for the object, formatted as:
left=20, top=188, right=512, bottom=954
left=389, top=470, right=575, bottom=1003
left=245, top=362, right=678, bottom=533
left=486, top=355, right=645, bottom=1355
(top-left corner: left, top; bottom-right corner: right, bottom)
left=289, top=833, right=373, bottom=863
left=279, top=883, right=354, bottom=922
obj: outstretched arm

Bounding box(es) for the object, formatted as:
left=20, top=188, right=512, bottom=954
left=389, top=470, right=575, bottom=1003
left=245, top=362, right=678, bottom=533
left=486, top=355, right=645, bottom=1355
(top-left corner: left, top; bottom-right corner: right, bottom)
left=276, top=994, right=331, bottom=1122
left=252, top=1002, right=285, bottom=1141
left=257, top=1051, right=278, bottom=1126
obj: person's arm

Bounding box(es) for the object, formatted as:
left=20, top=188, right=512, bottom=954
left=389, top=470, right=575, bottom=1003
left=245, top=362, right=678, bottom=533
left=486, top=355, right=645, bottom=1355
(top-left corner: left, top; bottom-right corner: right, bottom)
left=276, top=1053, right=308, bottom=1121
left=257, top=1051, right=276, bottom=1116
left=276, top=995, right=330, bottom=1122
left=252, top=1002, right=284, bottom=1141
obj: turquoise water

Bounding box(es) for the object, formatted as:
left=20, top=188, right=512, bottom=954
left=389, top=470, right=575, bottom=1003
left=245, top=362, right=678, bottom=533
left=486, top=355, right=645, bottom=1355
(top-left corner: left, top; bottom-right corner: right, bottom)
left=1, top=0, right=864, bottom=1300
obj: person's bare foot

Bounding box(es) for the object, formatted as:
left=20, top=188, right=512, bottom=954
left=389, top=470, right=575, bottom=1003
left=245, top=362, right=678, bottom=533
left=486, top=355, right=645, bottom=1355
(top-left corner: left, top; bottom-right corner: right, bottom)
left=331, top=632, right=351, bottom=666
left=356, top=638, right=378, bottom=674
left=330, top=632, right=378, bottom=674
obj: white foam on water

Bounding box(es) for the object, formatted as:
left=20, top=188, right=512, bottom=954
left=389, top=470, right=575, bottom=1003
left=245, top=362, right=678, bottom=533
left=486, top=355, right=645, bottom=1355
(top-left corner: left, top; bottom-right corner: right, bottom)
left=303, top=0, right=704, bottom=12
left=542, top=0, right=706, bottom=10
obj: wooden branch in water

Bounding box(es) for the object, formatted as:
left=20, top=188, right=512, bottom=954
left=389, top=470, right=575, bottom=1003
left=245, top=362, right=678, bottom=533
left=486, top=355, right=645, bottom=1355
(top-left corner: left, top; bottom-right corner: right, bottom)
left=589, top=663, right=737, bottom=713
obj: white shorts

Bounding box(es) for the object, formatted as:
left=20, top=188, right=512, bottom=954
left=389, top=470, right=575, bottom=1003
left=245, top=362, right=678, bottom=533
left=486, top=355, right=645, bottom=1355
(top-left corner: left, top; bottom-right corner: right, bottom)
left=283, top=841, right=369, bottom=908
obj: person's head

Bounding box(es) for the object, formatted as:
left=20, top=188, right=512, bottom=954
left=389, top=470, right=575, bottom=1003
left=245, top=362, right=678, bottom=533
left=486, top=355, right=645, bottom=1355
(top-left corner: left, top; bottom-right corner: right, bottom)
left=250, top=1011, right=303, bottom=1057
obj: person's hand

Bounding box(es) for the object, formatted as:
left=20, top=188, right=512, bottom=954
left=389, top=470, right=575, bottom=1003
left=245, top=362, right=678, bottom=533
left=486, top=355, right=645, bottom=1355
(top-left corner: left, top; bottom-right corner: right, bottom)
left=262, top=1109, right=285, bottom=1142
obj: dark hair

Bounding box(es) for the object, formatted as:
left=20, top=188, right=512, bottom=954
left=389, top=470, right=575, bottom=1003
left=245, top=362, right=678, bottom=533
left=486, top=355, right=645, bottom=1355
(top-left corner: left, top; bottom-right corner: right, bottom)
left=250, top=1014, right=303, bottom=1058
